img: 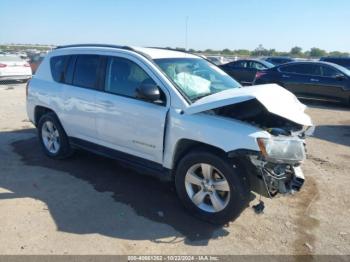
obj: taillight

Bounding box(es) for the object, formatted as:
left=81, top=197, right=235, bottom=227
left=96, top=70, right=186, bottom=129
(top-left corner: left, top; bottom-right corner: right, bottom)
left=26, top=79, right=31, bottom=98
left=24, top=63, right=30, bottom=67
left=0, top=63, right=7, bottom=68
left=255, top=71, right=267, bottom=79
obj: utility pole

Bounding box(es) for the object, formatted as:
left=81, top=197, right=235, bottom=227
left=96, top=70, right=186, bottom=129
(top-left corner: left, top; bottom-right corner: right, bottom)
left=185, top=16, right=189, bottom=51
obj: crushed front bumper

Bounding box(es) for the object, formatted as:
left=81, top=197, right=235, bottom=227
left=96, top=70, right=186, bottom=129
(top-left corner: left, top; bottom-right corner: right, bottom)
left=237, top=155, right=306, bottom=198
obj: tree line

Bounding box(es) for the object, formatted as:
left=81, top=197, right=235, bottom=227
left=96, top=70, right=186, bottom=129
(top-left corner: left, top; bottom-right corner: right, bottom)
left=174, top=45, right=349, bottom=58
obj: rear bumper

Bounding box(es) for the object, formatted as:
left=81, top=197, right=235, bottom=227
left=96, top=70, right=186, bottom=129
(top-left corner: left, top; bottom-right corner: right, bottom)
left=0, top=75, right=32, bottom=81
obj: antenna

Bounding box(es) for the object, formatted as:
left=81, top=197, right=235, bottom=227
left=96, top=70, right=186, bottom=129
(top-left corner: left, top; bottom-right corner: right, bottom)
left=185, top=16, right=189, bottom=51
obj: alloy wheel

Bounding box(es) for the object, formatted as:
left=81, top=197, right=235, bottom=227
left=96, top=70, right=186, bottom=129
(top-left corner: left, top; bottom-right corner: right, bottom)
left=184, top=163, right=230, bottom=213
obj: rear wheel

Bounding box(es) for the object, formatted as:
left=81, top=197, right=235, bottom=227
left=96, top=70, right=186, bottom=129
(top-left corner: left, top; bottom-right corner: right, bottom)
left=37, top=112, right=73, bottom=159
left=175, top=150, right=250, bottom=224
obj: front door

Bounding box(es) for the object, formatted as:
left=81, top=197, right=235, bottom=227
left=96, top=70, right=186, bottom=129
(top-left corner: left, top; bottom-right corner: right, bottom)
left=95, top=55, right=168, bottom=164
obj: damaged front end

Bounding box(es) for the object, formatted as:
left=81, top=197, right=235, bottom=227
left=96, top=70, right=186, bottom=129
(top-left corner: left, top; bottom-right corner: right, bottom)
left=230, top=135, right=307, bottom=198
left=217, top=99, right=312, bottom=197
left=185, top=84, right=314, bottom=197
left=249, top=152, right=306, bottom=197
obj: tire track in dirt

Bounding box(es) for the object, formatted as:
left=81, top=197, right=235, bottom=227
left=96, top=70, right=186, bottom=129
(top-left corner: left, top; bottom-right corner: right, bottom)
left=292, top=175, right=320, bottom=256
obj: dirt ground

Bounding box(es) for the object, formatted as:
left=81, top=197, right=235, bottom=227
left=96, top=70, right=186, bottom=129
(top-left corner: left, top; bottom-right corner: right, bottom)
left=0, top=83, right=349, bottom=255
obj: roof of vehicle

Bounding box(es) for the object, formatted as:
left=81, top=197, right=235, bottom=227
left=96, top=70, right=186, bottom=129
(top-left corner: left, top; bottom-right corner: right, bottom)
left=133, top=47, right=198, bottom=59
left=277, top=60, right=339, bottom=66
left=55, top=44, right=198, bottom=59
left=224, top=58, right=274, bottom=68
left=264, top=56, right=294, bottom=59
left=275, top=60, right=350, bottom=75
left=320, top=56, right=350, bottom=60
left=233, top=58, right=271, bottom=63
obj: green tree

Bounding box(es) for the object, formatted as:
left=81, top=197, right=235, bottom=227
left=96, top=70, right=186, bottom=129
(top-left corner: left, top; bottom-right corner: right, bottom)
left=251, top=44, right=267, bottom=57
left=204, top=49, right=214, bottom=54
left=222, top=48, right=232, bottom=55
left=290, top=46, right=302, bottom=57
left=328, top=51, right=350, bottom=57
left=309, top=47, right=327, bottom=58
left=233, top=49, right=251, bottom=56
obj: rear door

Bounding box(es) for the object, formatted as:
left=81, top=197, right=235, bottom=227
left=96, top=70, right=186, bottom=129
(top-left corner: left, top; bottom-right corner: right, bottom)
left=60, top=55, right=102, bottom=142
left=277, top=64, right=311, bottom=94
left=95, top=55, right=169, bottom=164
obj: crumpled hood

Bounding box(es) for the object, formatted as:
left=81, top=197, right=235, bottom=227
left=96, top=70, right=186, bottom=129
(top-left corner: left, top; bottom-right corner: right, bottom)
left=184, top=84, right=313, bottom=126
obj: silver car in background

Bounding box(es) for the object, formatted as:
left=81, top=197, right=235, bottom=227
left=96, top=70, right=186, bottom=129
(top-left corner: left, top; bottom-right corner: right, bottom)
left=0, top=55, right=32, bottom=82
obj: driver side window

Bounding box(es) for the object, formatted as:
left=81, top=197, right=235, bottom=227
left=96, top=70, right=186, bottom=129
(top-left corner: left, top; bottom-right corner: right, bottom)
left=250, top=62, right=265, bottom=70
left=105, top=57, right=155, bottom=98
left=321, top=65, right=340, bottom=78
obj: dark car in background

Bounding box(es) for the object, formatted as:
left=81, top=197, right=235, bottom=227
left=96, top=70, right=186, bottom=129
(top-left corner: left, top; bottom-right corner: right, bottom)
left=219, top=59, right=274, bottom=85
left=320, top=57, right=350, bottom=70
left=254, top=61, right=350, bottom=104
left=263, top=56, right=295, bottom=66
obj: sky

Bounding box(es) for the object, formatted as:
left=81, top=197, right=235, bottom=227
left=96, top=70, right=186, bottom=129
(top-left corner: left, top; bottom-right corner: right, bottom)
left=0, top=0, right=349, bottom=52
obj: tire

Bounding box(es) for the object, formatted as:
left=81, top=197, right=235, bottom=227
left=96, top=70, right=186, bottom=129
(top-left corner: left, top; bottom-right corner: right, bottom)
left=37, top=112, right=73, bottom=159
left=175, top=150, right=250, bottom=225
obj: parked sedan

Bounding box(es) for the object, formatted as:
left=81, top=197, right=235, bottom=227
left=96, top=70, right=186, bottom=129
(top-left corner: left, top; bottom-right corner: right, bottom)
left=254, top=61, right=350, bottom=104
left=0, top=55, right=32, bottom=82
left=219, top=59, right=274, bottom=85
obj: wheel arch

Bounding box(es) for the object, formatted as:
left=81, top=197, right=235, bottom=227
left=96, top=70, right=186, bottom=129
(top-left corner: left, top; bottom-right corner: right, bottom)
left=34, top=106, right=56, bottom=126
left=171, top=139, right=227, bottom=172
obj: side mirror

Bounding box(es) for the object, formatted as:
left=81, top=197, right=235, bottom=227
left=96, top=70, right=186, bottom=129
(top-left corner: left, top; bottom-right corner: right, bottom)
left=335, top=74, right=346, bottom=81
left=136, top=82, right=161, bottom=103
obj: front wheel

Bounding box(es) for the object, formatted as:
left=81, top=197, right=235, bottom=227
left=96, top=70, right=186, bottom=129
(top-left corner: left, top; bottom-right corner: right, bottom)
left=175, top=150, right=250, bottom=224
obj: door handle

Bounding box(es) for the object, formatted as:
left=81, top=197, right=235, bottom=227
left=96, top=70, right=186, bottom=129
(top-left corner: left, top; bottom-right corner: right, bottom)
left=310, top=78, right=319, bottom=82
left=282, top=74, right=290, bottom=78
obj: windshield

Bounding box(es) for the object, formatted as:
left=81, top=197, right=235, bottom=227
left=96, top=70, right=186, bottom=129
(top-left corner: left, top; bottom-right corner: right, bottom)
left=261, top=60, right=275, bottom=68
left=154, top=58, right=241, bottom=102
left=331, top=63, right=350, bottom=76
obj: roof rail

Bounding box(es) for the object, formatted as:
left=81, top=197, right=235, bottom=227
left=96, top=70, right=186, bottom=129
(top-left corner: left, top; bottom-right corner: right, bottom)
left=55, top=44, right=134, bottom=51
left=55, top=43, right=154, bottom=61
left=147, top=46, right=211, bottom=62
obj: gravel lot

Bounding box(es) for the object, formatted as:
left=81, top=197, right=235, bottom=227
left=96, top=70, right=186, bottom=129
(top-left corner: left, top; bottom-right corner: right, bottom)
left=0, top=83, right=349, bottom=255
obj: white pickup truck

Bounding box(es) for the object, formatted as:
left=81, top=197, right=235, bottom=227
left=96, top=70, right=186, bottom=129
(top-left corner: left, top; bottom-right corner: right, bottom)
left=26, top=44, right=313, bottom=224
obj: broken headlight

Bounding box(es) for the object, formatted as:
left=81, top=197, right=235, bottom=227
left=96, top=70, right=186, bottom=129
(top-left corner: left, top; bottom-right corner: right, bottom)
left=257, top=137, right=306, bottom=163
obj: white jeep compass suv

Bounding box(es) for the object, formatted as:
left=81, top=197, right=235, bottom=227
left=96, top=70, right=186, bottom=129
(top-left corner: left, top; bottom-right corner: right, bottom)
left=26, top=44, right=313, bottom=224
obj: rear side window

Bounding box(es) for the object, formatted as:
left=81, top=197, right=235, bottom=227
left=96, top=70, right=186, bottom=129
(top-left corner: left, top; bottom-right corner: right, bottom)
left=73, top=55, right=100, bottom=89
left=50, top=56, right=69, bottom=82
left=231, top=61, right=247, bottom=68
left=280, top=64, right=321, bottom=76
left=64, top=55, right=77, bottom=84
left=298, top=64, right=321, bottom=76
left=279, top=64, right=300, bottom=73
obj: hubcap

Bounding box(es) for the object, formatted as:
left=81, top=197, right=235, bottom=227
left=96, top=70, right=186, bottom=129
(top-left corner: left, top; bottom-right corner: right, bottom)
left=41, top=121, right=60, bottom=154
left=184, top=163, right=230, bottom=213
